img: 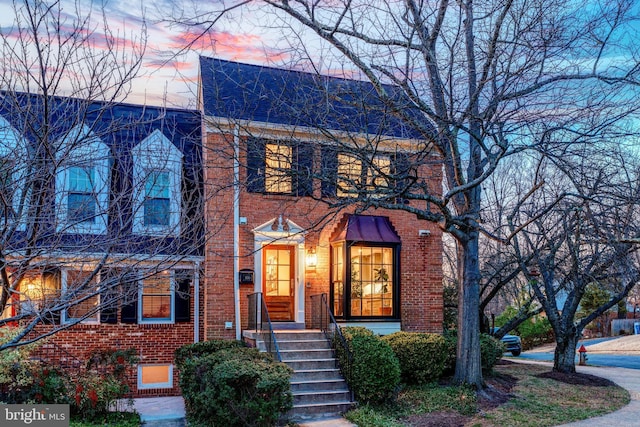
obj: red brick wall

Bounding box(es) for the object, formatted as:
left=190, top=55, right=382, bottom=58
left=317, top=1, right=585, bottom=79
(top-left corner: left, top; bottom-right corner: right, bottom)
left=29, top=281, right=200, bottom=397
left=204, top=131, right=444, bottom=334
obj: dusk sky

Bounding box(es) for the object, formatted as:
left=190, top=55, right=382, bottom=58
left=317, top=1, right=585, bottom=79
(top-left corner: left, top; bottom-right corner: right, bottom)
left=0, top=0, right=306, bottom=108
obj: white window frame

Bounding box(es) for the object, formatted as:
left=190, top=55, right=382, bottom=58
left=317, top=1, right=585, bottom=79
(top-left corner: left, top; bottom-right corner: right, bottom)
left=138, top=270, right=175, bottom=324
left=0, top=115, right=28, bottom=231
left=61, top=268, right=100, bottom=324
left=132, top=130, right=182, bottom=235
left=55, top=125, right=109, bottom=234
left=137, top=364, right=173, bottom=390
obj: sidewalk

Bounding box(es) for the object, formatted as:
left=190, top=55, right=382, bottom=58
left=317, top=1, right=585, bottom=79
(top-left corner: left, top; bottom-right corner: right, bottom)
left=512, top=359, right=640, bottom=427
left=130, top=396, right=355, bottom=427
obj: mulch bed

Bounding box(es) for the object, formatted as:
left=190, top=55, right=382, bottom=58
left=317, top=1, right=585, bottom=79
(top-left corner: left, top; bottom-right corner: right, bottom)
left=400, top=360, right=619, bottom=426
left=535, top=371, right=617, bottom=387
left=402, top=363, right=519, bottom=427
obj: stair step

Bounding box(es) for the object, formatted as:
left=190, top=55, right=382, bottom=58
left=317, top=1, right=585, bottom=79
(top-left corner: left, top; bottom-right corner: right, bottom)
left=288, top=401, right=354, bottom=421
left=280, top=349, right=334, bottom=360
left=291, top=368, right=343, bottom=381
left=273, top=331, right=325, bottom=341
left=293, top=389, right=352, bottom=405
left=285, top=358, right=337, bottom=371
left=291, top=379, right=349, bottom=392
left=277, top=339, right=331, bottom=350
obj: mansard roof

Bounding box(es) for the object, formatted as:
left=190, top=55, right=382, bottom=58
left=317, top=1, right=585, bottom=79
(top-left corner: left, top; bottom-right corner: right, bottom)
left=199, top=56, right=429, bottom=140
left=0, top=91, right=201, bottom=155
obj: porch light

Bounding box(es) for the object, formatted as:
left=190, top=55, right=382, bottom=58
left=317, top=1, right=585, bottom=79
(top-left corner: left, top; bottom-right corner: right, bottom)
left=306, top=247, right=317, bottom=270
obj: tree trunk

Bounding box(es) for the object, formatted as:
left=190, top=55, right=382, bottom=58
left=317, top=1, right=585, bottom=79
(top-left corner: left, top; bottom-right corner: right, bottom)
left=453, top=233, right=484, bottom=388
left=553, top=332, right=577, bottom=373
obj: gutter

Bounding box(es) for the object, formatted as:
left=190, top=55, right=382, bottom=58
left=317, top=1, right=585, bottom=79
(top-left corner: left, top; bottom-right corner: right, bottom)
left=233, top=126, right=242, bottom=340
left=194, top=261, right=200, bottom=343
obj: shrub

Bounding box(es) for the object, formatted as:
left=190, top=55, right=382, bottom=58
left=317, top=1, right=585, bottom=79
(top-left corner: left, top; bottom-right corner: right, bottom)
left=177, top=344, right=292, bottom=427
left=382, top=332, right=448, bottom=384
left=336, top=327, right=400, bottom=404
left=480, top=334, right=504, bottom=371
left=174, top=339, right=246, bottom=366
left=71, top=348, right=138, bottom=421
left=442, top=331, right=504, bottom=374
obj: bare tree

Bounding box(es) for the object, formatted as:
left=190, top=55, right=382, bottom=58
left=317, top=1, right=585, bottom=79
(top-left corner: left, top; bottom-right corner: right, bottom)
left=481, top=143, right=640, bottom=373
left=0, top=0, right=204, bottom=350
left=187, top=0, right=640, bottom=386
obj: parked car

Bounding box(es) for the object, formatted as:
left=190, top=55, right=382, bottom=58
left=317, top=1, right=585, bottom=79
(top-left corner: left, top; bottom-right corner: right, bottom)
left=491, top=327, right=522, bottom=356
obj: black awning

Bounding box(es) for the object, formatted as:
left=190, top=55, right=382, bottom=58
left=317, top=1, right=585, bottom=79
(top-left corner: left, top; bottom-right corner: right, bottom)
left=330, top=214, right=401, bottom=243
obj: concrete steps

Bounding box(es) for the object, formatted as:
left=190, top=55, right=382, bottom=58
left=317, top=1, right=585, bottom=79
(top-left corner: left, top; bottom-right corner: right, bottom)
left=256, top=329, right=354, bottom=422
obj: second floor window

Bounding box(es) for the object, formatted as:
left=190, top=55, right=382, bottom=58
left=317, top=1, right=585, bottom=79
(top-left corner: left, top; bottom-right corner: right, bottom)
left=144, top=171, right=171, bottom=226
left=367, top=155, right=391, bottom=192
left=68, top=166, right=96, bottom=223
left=265, top=143, right=292, bottom=193
left=337, top=153, right=361, bottom=198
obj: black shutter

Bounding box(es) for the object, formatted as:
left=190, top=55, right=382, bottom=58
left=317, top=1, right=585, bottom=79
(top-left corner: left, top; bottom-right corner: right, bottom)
left=175, top=270, right=191, bottom=323
left=246, top=137, right=265, bottom=193
left=393, top=151, right=411, bottom=204
left=100, top=291, right=117, bottom=324
left=99, top=269, right=118, bottom=324
left=41, top=308, right=60, bottom=325
left=320, top=145, right=338, bottom=197
left=295, top=143, right=314, bottom=197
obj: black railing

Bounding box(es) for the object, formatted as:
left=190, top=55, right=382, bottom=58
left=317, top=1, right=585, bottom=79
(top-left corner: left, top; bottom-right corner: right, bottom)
left=247, top=292, right=282, bottom=362
left=310, top=293, right=353, bottom=399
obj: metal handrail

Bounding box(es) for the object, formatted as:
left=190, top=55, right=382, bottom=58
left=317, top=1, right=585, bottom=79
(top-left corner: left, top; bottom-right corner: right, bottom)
left=310, top=293, right=353, bottom=399
left=247, top=292, right=282, bottom=362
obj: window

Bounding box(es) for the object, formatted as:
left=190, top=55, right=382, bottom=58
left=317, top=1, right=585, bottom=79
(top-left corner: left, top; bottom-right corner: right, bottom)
left=265, top=143, right=292, bottom=193
left=138, top=364, right=173, bottom=389
left=144, top=171, right=170, bottom=226
left=62, top=269, right=99, bottom=323
left=337, top=153, right=361, bottom=198
left=330, top=214, right=400, bottom=319
left=246, top=138, right=313, bottom=196
left=349, top=246, right=394, bottom=317
left=139, top=271, right=174, bottom=322
left=56, top=125, right=109, bottom=234
left=367, top=155, right=391, bottom=192
left=68, top=166, right=96, bottom=223
left=132, top=130, right=182, bottom=235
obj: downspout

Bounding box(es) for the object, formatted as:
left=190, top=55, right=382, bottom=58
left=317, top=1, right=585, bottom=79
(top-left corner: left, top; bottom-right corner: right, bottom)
left=194, top=261, right=200, bottom=343
left=233, top=126, right=242, bottom=340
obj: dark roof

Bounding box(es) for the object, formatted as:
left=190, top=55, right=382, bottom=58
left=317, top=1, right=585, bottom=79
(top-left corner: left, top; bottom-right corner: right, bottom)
left=331, top=214, right=401, bottom=244
left=0, top=92, right=203, bottom=257
left=199, top=56, right=426, bottom=139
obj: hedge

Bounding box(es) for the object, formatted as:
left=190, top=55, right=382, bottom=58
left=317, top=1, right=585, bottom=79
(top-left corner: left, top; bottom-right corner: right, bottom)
left=382, top=331, right=448, bottom=384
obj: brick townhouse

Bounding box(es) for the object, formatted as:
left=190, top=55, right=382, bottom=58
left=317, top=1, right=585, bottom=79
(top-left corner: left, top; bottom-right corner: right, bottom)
left=199, top=57, right=444, bottom=340
left=0, top=93, right=203, bottom=396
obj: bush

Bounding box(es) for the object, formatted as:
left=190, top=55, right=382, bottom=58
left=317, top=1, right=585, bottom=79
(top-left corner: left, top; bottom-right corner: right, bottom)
left=174, top=339, right=246, bottom=366
left=442, top=331, right=504, bottom=374
left=177, top=344, right=292, bottom=427
left=480, top=334, right=504, bottom=371
left=71, top=348, right=138, bottom=422
left=495, top=307, right=554, bottom=350
left=336, top=327, right=400, bottom=404
left=382, top=332, right=448, bottom=384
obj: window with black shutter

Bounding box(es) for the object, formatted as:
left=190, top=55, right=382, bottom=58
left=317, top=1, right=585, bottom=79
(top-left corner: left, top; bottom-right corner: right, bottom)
left=174, top=270, right=191, bottom=323
left=246, top=137, right=314, bottom=197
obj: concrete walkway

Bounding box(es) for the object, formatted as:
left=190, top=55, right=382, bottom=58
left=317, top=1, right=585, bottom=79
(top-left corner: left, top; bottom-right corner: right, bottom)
left=130, top=396, right=355, bottom=426
left=512, top=359, right=640, bottom=427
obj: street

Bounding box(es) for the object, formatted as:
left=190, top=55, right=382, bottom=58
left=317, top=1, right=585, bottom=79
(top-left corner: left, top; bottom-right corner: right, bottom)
left=513, top=336, right=640, bottom=369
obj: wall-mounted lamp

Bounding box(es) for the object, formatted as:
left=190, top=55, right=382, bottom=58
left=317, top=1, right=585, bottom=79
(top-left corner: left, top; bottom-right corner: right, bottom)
left=306, top=247, right=317, bottom=270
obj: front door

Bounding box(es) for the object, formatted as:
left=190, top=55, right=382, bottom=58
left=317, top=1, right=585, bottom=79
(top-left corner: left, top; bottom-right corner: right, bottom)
left=263, top=245, right=295, bottom=321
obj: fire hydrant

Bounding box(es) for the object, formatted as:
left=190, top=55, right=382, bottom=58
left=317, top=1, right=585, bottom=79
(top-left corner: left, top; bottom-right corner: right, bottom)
left=578, top=344, right=588, bottom=366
